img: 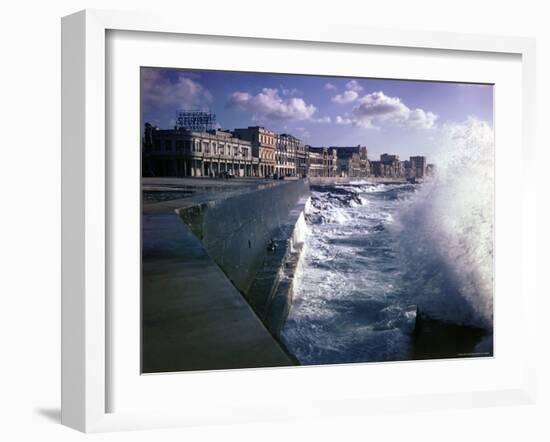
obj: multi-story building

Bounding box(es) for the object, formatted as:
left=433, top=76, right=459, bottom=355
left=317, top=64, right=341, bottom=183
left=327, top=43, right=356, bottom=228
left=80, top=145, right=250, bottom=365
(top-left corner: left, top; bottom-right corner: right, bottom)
left=143, top=118, right=429, bottom=181
left=380, top=153, right=398, bottom=163
left=307, top=146, right=337, bottom=177
left=276, top=133, right=302, bottom=177
left=329, top=145, right=369, bottom=177
left=142, top=123, right=258, bottom=177
left=296, top=138, right=308, bottom=177
left=409, top=156, right=427, bottom=178
left=372, top=153, right=403, bottom=178
left=307, top=147, right=326, bottom=177
left=369, top=161, right=381, bottom=177
left=233, top=126, right=276, bottom=177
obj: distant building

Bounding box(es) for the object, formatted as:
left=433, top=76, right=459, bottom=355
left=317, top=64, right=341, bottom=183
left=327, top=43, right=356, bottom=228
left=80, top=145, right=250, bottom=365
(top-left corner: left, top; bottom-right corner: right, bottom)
left=329, top=145, right=369, bottom=177
left=307, top=146, right=337, bottom=177
left=276, top=133, right=303, bottom=177
left=142, top=123, right=257, bottom=177
left=369, top=154, right=429, bottom=180
left=143, top=118, right=429, bottom=181
left=380, top=153, right=398, bottom=163
left=409, top=156, right=427, bottom=178
left=295, top=137, right=309, bottom=178
left=369, top=161, right=382, bottom=177
left=374, top=153, right=403, bottom=178
left=233, top=126, right=276, bottom=177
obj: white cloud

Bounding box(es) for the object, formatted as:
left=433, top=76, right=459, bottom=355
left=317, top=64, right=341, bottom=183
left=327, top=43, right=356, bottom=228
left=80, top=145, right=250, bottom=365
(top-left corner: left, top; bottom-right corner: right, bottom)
left=324, top=82, right=337, bottom=91
left=331, top=80, right=364, bottom=103
left=142, top=69, right=212, bottom=111
left=335, top=115, right=353, bottom=125
left=332, top=90, right=359, bottom=104
left=346, top=80, right=363, bottom=92
left=338, top=91, right=437, bottom=129
left=405, top=108, right=439, bottom=129
left=226, top=87, right=318, bottom=122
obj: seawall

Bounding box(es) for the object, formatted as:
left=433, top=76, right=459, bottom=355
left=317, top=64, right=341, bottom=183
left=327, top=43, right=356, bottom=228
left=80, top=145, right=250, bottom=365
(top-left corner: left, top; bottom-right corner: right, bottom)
left=141, top=178, right=310, bottom=371
left=177, top=179, right=310, bottom=336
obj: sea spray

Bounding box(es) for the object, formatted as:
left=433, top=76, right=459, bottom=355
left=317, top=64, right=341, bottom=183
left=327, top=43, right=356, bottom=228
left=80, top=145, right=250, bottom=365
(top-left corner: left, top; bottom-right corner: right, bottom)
left=288, top=204, right=310, bottom=304
left=281, top=121, right=493, bottom=364
left=392, top=118, right=494, bottom=328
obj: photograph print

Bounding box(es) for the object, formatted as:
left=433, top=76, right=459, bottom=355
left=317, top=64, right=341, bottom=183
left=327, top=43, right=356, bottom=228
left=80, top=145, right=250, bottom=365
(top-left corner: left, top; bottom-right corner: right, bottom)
left=141, top=67, right=494, bottom=373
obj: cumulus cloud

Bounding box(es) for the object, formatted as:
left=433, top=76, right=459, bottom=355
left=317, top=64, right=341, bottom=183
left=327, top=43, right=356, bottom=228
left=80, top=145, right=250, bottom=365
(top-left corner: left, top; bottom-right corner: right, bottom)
left=331, top=79, right=364, bottom=104
left=332, top=90, right=359, bottom=104
left=336, top=91, right=437, bottom=129
left=335, top=115, right=353, bottom=125
left=141, top=68, right=212, bottom=111
left=324, top=82, right=337, bottom=91
left=226, top=87, right=320, bottom=122
left=346, top=80, right=363, bottom=92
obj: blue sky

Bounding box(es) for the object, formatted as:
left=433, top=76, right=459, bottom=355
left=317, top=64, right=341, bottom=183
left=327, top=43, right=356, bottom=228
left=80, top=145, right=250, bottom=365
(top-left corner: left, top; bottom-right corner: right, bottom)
left=141, top=67, right=493, bottom=160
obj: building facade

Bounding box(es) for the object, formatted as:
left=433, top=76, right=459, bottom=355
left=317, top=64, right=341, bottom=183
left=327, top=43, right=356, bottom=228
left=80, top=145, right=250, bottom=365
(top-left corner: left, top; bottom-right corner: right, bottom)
left=409, top=156, right=427, bottom=178
left=307, top=146, right=338, bottom=177
left=329, top=145, right=369, bottom=177
left=275, top=133, right=300, bottom=177
left=375, top=153, right=403, bottom=178
left=370, top=154, right=428, bottom=180
left=296, top=139, right=308, bottom=177
left=143, top=119, right=430, bottom=181
left=233, top=126, right=276, bottom=177
left=142, top=123, right=258, bottom=177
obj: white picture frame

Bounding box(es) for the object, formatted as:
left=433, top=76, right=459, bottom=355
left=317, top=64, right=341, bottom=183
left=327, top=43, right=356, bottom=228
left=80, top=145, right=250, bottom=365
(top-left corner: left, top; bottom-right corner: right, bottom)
left=61, top=9, right=537, bottom=433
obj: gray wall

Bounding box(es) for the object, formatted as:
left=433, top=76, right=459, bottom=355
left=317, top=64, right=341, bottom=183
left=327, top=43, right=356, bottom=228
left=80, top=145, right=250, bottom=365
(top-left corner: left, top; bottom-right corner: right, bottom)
left=178, top=180, right=309, bottom=300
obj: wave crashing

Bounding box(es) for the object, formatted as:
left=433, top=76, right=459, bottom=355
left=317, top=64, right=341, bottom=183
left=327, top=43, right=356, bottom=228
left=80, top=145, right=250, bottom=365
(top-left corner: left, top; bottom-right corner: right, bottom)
left=392, top=118, right=494, bottom=328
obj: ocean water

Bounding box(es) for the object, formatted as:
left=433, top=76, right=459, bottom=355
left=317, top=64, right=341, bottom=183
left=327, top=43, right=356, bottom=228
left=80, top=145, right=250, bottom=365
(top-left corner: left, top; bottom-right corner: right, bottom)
left=280, top=182, right=420, bottom=364
left=281, top=119, right=494, bottom=365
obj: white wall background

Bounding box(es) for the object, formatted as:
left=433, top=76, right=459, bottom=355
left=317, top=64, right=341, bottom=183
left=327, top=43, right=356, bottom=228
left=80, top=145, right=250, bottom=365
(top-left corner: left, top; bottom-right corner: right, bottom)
left=0, top=1, right=547, bottom=441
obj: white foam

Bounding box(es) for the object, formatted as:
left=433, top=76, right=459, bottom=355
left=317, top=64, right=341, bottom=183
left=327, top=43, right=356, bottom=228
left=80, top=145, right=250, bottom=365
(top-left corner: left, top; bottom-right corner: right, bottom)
left=392, top=118, right=494, bottom=327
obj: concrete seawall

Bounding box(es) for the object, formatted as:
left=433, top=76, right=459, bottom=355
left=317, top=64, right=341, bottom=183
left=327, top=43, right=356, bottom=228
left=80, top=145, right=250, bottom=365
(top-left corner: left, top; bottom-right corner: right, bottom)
left=142, top=178, right=309, bottom=372
left=142, top=212, right=294, bottom=372
left=177, top=179, right=310, bottom=335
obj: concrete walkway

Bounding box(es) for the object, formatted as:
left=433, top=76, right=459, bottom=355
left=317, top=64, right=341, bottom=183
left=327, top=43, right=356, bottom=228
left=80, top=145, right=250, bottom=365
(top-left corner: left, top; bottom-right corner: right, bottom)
left=142, top=209, right=294, bottom=373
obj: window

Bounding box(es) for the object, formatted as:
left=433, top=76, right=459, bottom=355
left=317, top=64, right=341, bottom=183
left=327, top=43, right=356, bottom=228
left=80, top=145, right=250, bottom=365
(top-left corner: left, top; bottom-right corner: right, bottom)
left=154, top=139, right=161, bottom=151
left=165, top=139, right=172, bottom=151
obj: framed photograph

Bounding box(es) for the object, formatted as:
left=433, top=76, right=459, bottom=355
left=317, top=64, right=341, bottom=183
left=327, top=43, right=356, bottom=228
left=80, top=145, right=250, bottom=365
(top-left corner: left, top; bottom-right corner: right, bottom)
left=61, top=9, right=537, bottom=432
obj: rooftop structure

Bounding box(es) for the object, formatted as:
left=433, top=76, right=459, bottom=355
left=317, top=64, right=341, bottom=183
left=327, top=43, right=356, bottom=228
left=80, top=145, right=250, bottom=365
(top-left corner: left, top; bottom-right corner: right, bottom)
left=175, top=109, right=217, bottom=132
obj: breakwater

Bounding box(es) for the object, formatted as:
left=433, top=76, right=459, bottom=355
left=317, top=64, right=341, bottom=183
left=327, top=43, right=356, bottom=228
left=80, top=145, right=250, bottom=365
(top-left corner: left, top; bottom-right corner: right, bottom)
left=177, top=179, right=310, bottom=336
left=141, top=177, right=309, bottom=372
